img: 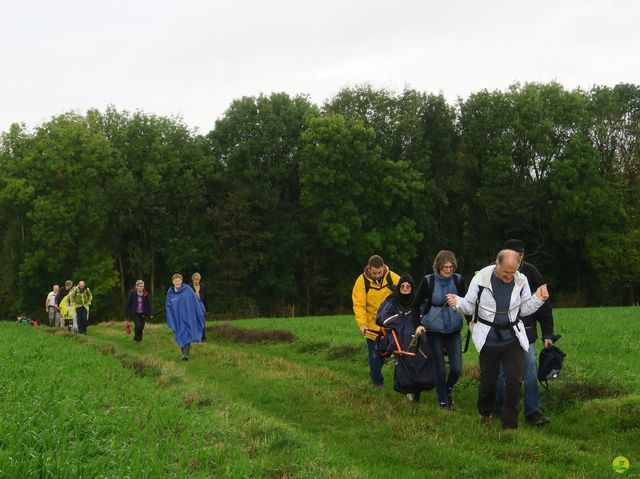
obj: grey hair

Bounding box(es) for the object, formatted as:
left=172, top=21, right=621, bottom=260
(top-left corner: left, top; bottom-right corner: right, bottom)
left=496, top=249, right=520, bottom=265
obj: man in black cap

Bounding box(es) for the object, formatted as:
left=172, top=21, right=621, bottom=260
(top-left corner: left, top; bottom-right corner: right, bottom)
left=495, top=239, right=555, bottom=425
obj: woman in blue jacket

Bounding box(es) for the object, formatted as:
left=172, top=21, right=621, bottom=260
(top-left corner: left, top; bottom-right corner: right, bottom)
left=413, top=250, right=467, bottom=409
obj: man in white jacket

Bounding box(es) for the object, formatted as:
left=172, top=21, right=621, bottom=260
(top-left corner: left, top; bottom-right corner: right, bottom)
left=446, top=249, right=549, bottom=429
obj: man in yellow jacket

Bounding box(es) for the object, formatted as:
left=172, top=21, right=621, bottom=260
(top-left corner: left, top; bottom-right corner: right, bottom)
left=352, top=255, right=399, bottom=388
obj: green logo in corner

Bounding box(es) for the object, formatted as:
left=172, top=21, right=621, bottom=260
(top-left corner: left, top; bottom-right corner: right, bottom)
left=612, top=456, right=630, bottom=474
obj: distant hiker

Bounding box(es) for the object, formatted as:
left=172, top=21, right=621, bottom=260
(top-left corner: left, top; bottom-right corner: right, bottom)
left=45, top=284, right=60, bottom=327
left=56, top=280, right=75, bottom=330
left=69, top=281, right=92, bottom=334
left=166, top=273, right=205, bottom=361
left=377, top=273, right=435, bottom=401
left=352, top=255, right=399, bottom=389
left=446, top=249, right=549, bottom=429
left=413, top=250, right=468, bottom=409
left=494, top=239, right=555, bottom=426
left=124, top=280, right=154, bottom=343
left=189, top=272, right=208, bottom=341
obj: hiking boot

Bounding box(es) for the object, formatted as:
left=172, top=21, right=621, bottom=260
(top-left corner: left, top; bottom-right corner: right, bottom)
left=182, top=354, right=189, bottom=361
left=480, top=415, right=492, bottom=425
left=525, top=412, right=550, bottom=426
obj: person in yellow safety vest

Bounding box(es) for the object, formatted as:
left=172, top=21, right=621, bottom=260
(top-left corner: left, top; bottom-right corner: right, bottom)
left=352, top=255, right=399, bottom=389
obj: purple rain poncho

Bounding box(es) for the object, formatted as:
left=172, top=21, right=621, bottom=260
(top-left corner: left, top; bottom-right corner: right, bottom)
left=165, top=284, right=206, bottom=348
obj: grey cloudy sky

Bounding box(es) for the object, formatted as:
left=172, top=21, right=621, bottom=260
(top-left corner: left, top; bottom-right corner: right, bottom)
left=1, top=0, right=638, bottom=134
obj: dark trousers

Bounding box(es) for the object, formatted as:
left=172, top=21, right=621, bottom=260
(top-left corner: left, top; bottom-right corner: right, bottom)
left=478, top=341, right=524, bottom=428
left=133, top=313, right=146, bottom=342
left=76, top=306, right=88, bottom=334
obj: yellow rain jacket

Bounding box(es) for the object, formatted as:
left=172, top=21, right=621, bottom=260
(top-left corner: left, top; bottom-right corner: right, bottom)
left=352, top=267, right=399, bottom=340
left=60, top=294, right=75, bottom=322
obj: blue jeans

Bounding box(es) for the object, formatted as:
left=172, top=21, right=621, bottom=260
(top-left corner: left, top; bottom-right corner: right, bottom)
left=426, top=331, right=462, bottom=405
left=495, top=342, right=539, bottom=417
left=366, top=339, right=385, bottom=386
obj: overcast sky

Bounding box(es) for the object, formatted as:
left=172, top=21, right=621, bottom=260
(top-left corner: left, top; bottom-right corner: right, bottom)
left=1, top=0, right=638, bottom=134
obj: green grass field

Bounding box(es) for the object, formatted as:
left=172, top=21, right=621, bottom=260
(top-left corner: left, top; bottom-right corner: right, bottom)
left=0, top=307, right=638, bottom=478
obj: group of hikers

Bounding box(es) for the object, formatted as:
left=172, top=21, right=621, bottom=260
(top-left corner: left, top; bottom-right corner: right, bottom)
left=42, top=241, right=554, bottom=429
left=45, top=280, right=93, bottom=334
left=45, top=272, right=209, bottom=361
left=352, top=239, right=555, bottom=429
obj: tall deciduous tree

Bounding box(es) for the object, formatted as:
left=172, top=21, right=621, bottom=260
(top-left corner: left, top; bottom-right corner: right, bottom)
left=206, top=93, right=318, bottom=314
left=300, top=113, right=424, bottom=311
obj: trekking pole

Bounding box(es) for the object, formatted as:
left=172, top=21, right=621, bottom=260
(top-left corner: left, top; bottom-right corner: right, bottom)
left=421, top=304, right=449, bottom=330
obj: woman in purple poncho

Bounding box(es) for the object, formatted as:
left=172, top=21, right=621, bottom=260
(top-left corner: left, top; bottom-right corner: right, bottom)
left=166, top=273, right=206, bottom=360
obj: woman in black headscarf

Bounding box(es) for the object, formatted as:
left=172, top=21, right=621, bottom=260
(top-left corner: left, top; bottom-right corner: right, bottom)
left=376, top=273, right=434, bottom=402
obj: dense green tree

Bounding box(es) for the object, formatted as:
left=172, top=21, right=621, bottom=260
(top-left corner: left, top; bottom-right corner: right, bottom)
left=325, top=86, right=459, bottom=274
left=458, top=83, right=588, bottom=281
left=585, top=84, right=640, bottom=302
left=457, top=89, right=515, bottom=268
left=90, top=108, right=211, bottom=297
left=0, top=113, right=119, bottom=314
left=300, top=113, right=424, bottom=310
left=206, top=93, right=318, bottom=314
left=548, top=133, right=628, bottom=303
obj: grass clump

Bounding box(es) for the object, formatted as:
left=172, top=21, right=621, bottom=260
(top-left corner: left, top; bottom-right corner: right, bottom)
left=208, top=324, right=295, bottom=343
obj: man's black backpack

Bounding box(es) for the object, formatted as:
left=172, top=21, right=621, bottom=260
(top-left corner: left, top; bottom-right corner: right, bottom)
left=538, top=343, right=566, bottom=391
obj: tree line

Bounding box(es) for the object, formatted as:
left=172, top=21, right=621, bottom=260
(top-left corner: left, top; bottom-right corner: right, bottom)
left=1, top=82, right=639, bottom=320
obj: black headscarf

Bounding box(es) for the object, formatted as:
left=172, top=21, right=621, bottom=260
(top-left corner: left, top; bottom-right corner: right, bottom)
left=394, top=273, right=415, bottom=308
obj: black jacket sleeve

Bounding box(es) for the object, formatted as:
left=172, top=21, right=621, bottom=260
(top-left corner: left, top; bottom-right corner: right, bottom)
left=55, top=288, right=63, bottom=306
left=457, top=275, right=472, bottom=324
left=521, top=262, right=554, bottom=340
left=124, top=291, right=134, bottom=317
left=411, top=276, right=429, bottom=317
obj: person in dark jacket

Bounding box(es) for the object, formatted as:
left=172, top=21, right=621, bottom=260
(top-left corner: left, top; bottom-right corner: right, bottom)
left=494, top=239, right=555, bottom=425
left=189, top=272, right=208, bottom=341
left=55, top=280, right=73, bottom=308
left=376, top=273, right=429, bottom=402
left=124, top=280, right=154, bottom=343
left=413, top=250, right=467, bottom=409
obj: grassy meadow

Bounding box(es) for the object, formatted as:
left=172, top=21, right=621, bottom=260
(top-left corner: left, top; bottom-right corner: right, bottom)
left=0, top=307, right=638, bottom=478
